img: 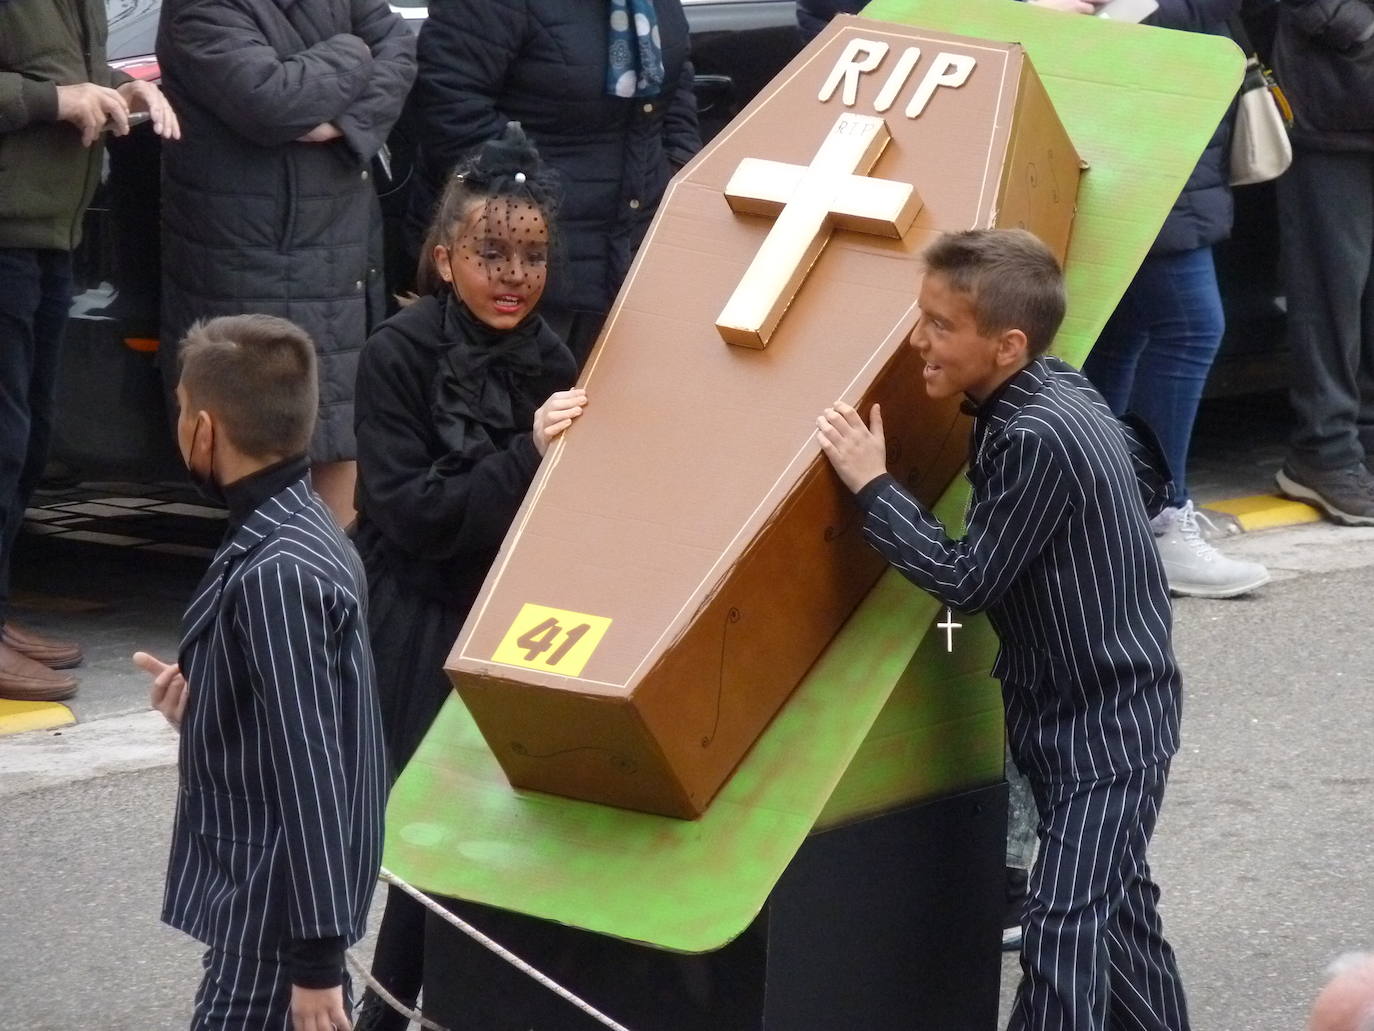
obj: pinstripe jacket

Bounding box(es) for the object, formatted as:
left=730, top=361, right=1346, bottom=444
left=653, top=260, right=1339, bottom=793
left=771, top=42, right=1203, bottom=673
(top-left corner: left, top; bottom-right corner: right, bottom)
left=858, top=356, right=1182, bottom=784
left=162, top=475, right=386, bottom=957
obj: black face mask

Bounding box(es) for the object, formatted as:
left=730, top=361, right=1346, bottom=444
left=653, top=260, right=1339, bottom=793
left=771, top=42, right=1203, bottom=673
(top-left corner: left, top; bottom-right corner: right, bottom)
left=184, top=420, right=228, bottom=508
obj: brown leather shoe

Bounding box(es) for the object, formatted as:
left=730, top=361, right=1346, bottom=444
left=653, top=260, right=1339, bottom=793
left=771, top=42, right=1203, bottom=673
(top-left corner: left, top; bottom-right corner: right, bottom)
left=1, top=621, right=83, bottom=669
left=0, top=642, right=78, bottom=701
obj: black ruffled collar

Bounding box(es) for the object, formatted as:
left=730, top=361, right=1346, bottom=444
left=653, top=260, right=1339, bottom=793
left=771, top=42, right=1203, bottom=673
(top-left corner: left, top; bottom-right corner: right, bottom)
left=431, top=293, right=548, bottom=462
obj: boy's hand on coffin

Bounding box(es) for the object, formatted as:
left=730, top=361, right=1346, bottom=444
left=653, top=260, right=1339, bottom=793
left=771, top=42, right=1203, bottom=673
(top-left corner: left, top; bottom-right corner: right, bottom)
left=533, top=388, right=588, bottom=456
left=133, top=651, right=188, bottom=731
left=816, top=402, right=888, bottom=493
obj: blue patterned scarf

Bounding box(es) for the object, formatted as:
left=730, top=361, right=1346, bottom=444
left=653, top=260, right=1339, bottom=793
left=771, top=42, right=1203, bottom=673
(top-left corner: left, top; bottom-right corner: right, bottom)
left=607, top=0, right=666, bottom=98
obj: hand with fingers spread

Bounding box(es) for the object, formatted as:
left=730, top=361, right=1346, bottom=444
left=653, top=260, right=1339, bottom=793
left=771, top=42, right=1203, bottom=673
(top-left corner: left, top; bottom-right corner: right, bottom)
left=533, top=388, right=587, bottom=456
left=57, top=82, right=129, bottom=147
left=117, top=79, right=181, bottom=140
left=133, top=651, right=188, bottom=730
left=816, top=401, right=889, bottom=494
left=291, top=984, right=351, bottom=1031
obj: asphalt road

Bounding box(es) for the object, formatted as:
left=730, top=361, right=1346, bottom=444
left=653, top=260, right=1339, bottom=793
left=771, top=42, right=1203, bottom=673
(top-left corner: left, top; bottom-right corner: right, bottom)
left=2, top=518, right=1372, bottom=1030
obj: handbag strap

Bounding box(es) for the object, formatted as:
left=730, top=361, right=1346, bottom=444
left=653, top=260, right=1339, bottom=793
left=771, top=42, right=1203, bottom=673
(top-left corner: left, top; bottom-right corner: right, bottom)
left=1228, top=14, right=1258, bottom=59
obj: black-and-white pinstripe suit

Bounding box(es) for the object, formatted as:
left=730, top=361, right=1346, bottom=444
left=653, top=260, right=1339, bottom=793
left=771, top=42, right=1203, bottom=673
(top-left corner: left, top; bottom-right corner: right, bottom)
left=162, top=474, right=386, bottom=1027
left=857, top=356, right=1189, bottom=1031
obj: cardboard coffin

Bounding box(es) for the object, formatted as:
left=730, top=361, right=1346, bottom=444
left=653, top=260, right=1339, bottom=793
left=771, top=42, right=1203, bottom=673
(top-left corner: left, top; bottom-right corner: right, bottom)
left=446, top=21, right=1083, bottom=818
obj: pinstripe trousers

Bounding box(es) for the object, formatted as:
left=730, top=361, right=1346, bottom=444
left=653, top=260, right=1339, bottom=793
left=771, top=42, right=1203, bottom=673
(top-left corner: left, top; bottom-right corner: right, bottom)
left=1008, top=763, right=1189, bottom=1031
left=190, top=947, right=353, bottom=1030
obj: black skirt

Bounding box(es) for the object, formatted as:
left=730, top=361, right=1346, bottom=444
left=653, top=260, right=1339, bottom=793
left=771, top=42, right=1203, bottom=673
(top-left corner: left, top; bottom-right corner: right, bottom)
left=365, top=554, right=468, bottom=780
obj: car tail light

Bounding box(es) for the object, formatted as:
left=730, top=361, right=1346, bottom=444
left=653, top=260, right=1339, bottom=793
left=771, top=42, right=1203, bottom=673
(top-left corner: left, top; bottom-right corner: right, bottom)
left=111, top=56, right=161, bottom=82
left=123, top=337, right=160, bottom=353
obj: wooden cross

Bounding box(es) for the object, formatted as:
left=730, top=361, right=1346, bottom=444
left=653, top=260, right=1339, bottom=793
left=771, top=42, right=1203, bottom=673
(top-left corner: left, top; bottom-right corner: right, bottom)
left=716, top=112, right=923, bottom=349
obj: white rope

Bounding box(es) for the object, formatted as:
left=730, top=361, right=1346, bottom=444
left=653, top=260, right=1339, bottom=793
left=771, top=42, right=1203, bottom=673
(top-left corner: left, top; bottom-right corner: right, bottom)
left=373, top=866, right=635, bottom=1031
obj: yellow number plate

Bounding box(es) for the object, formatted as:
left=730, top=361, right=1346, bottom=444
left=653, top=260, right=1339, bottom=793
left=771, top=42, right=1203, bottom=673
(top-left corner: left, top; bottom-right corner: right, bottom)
left=491, top=603, right=612, bottom=678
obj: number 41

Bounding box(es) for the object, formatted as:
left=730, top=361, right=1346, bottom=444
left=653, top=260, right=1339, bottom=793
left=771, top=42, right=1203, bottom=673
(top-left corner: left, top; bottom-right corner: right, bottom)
left=516, top=617, right=592, bottom=666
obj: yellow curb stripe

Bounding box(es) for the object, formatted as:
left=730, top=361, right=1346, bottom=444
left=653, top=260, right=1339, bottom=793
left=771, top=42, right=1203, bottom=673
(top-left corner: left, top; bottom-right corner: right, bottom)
left=1207, top=494, right=1323, bottom=532
left=0, top=698, right=76, bottom=736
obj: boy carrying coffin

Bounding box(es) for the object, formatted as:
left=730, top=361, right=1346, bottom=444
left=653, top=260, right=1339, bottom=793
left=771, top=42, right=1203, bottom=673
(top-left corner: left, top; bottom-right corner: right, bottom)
left=816, top=229, right=1190, bottom=1031
left=134, top=315, right=386, bottom=1030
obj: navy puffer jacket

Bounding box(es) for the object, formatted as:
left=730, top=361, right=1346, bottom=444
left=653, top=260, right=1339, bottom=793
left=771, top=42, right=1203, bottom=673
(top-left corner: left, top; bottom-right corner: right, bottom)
left=408, top=0, right=701, bottom=316
left=797, top=0, right=867, bottom=43
left=1146, top=0, right=1243, bottom=254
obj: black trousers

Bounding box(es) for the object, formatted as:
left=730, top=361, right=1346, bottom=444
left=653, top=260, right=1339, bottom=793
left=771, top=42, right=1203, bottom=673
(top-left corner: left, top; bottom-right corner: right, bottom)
left=1008, top=763, right=1190, bottom=1031
left=1279, top=147, right=1374, bottom=470
left=0, top=247, right=72, bottom=625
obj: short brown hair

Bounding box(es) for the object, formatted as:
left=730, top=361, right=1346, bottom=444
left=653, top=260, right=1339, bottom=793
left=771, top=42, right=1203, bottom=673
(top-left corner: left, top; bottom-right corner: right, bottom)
left=921, top=229, right=1067, bottom=357
left=177, top=315, right=318, bottom=458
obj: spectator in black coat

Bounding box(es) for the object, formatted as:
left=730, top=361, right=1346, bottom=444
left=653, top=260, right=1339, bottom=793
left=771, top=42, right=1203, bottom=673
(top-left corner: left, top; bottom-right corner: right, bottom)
left=1270, top=0, right=1374, bottom=526
left=408, top=0, right=702, bottom=366
left=156, top=0, right=416, bottom=525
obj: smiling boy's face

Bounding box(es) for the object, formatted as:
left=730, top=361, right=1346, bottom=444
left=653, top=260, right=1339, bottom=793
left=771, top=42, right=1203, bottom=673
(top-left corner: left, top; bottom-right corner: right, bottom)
left=908, top=272, right=1028, bottom=402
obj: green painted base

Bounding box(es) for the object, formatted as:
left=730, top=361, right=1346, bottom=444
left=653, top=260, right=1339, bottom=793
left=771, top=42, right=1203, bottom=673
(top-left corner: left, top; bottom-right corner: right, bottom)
left=384, top=484, right=1000, bottom=954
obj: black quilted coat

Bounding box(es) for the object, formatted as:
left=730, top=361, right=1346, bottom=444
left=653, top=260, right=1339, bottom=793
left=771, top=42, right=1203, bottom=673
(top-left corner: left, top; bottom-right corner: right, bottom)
left=408, top=0, right=701, bottom=317
left=157, top=0, right=416, bottom=462
left=1274, top=0, right=1374, bottom=151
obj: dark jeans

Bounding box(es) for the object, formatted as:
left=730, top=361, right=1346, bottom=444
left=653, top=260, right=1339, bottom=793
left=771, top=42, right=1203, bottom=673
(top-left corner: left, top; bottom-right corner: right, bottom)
left=0, top=248, right=73, bottom=624
left=1081, top=246, right=1225, bottom=507
left=1278, top=148, right=1374, bottom=471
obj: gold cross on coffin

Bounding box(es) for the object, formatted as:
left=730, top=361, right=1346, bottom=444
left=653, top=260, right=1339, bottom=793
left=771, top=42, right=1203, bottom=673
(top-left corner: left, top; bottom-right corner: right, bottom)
left=716, top=112, right=923, bottom=349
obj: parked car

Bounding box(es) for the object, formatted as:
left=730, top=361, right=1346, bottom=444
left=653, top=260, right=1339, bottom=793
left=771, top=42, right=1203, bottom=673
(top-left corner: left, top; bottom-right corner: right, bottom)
left=54, top=0, right=803, bottom=482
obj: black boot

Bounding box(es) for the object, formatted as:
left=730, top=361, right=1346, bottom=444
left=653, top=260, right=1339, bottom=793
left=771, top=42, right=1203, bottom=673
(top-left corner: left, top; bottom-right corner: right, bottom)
left=352, top=988, right=413, bottom=1031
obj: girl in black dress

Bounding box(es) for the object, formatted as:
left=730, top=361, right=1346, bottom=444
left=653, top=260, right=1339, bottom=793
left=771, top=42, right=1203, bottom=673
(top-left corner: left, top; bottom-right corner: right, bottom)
left=352, top=122, right=585, bottom=1029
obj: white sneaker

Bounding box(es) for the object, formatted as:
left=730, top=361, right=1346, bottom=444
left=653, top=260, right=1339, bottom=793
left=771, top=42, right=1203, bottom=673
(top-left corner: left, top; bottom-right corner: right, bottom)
left=1151, top=502, right=1270, bottom=599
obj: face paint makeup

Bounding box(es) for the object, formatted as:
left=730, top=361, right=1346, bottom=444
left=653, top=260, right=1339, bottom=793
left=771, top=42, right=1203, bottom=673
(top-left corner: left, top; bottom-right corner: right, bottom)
left=437, top=197, right=550, bottom=331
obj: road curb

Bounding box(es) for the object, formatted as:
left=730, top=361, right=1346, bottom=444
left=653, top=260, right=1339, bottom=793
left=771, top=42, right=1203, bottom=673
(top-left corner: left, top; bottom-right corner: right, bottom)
left=1206, top=494, right=1324, bottom=533
left=0, top=709, right=177, bottom=796
left=0, top=699, right=75, bottom=737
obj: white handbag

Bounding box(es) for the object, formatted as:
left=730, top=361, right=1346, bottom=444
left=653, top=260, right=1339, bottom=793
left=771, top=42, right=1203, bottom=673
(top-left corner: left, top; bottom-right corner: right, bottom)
left=1229, top=19, right=1294, bottom=187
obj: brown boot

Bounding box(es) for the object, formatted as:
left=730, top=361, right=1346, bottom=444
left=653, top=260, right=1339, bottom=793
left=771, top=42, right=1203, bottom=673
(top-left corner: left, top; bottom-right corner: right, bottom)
left=1, top=621, right=83, bottom=669
left=0, top=641, right=78, bottom=701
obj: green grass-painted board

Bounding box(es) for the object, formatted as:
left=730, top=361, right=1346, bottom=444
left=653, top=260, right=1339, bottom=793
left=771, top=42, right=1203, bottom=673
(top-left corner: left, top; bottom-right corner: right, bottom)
left=383, top=0, right=1243, bottom=953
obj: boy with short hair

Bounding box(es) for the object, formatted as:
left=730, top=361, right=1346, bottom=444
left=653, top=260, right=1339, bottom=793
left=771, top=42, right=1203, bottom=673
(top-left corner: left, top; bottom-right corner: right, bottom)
left=817, top=229, right=1190, bottom=1031
left=135, top=314, right=386, bottom=1030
